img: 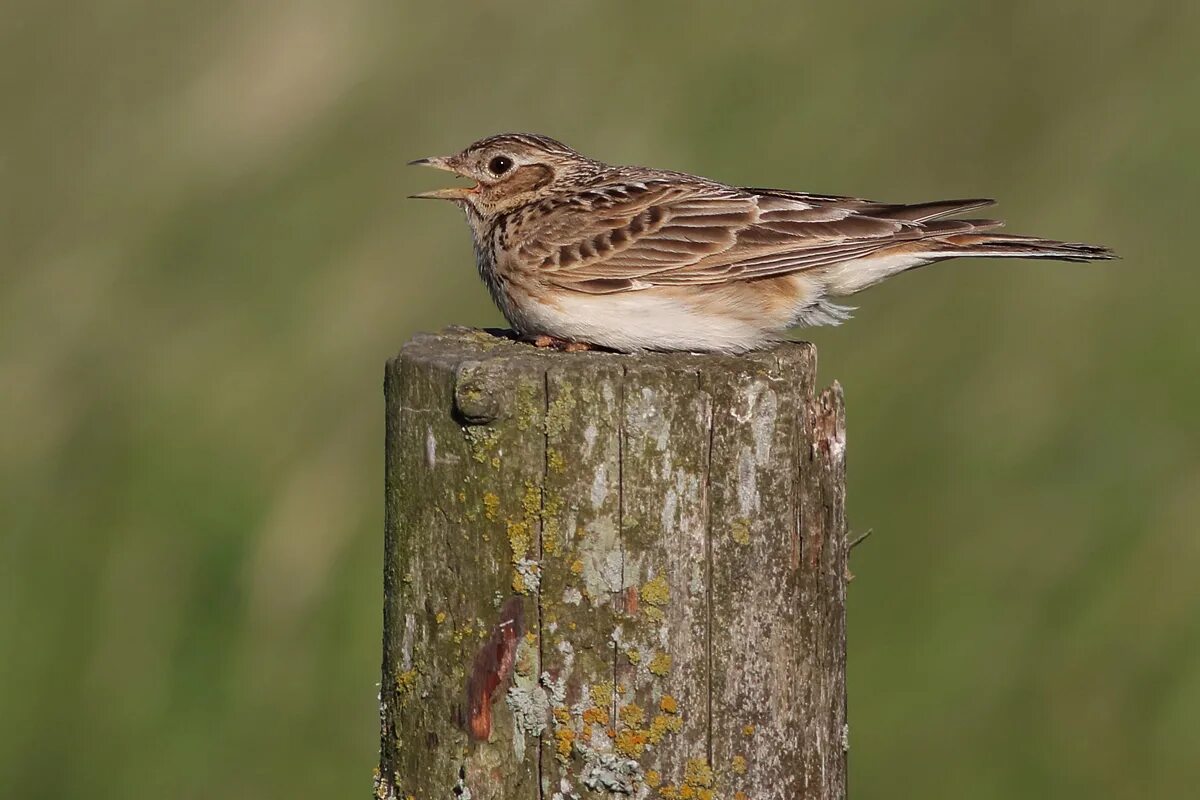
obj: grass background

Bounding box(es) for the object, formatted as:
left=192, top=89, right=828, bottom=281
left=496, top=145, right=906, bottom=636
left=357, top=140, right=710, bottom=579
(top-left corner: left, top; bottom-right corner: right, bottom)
left=2, top=2, right=1198, bottom=798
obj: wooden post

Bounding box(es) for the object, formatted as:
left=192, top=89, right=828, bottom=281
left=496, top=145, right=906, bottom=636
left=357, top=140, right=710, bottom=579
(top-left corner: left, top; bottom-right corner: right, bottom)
left=378, top=327, right=847, bottom=800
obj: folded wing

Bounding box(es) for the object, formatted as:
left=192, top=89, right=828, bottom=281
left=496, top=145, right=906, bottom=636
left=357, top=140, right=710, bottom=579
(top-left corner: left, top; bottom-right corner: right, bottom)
left=520, top=180, right=1002, bottom=294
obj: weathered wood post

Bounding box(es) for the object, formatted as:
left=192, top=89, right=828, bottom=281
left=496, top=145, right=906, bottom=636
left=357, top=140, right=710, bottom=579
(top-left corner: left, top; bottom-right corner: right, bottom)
left=378, top=327, right=847, bottom=800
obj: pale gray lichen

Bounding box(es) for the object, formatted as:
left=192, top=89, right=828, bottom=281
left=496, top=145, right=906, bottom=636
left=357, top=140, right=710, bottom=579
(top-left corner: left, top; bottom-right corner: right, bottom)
left=556, top=640, right=575, bottom=675
left=577, top=743, right=641, bottom=795
left=506, top=683, right=549, bottom=764
left=513, top=557, right=541, bottom=593
left=453, top=768, right=472, bottom=800
left=551, top=777, right=581, bottom=800
left=542, top=671, right=567, bottom=708
left=579, top=545, right=623, bottom=599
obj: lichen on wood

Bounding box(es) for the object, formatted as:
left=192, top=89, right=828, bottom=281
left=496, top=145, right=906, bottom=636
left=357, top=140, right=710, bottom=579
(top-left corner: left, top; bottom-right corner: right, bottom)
left=380, top=327, right=847, bottom=800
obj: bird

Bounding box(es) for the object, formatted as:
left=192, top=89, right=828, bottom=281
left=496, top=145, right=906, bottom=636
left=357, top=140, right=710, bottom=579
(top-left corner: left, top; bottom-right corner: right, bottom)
left=410, top=133, right=1113, bottom=354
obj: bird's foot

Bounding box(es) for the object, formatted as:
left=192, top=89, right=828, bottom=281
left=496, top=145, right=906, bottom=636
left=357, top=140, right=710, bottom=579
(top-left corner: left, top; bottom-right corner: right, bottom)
left=529, top=334, right=593, bottom=352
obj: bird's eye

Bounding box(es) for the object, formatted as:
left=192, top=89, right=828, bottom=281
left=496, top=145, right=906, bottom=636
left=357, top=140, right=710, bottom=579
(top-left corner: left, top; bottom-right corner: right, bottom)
left=488, top=155, right=513, bottom=175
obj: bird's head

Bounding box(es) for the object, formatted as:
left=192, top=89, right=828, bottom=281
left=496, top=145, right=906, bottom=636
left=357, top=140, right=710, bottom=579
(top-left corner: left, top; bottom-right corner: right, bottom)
left=409, top=133, right=598, bottom=216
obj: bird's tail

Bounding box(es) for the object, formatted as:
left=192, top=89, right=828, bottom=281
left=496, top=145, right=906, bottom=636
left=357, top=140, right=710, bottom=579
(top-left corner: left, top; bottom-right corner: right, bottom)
left=924, top=232, right=1115, bottom=263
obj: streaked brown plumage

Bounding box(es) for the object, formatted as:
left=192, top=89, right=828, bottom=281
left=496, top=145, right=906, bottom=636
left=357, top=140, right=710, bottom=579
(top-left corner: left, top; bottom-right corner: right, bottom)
left=411, top=133, right=1113, bottom=353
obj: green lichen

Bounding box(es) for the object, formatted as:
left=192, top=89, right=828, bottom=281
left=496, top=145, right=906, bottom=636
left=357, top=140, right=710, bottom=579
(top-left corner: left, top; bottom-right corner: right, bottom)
left=463, top=328, right=507, bottom=350
left=514, top=381, right=539, bottom=431
left=463, top=426, right=501, bottom=466
left=648, top=652, right=672, bottom=677
left=541, top=491, right=563, bottom=553
left=545, top=383, right=577, bottom=438
left=521, top=482, right=541, bottom=519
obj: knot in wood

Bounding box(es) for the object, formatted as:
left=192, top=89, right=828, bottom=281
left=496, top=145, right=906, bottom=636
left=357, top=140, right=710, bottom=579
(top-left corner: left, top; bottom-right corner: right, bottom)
left=454, top=360, right=505, bottom=424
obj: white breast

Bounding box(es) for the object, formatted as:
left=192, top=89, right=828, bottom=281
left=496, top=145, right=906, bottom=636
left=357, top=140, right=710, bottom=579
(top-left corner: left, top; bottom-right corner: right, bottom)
left=506, top=288, right=773, bottom=354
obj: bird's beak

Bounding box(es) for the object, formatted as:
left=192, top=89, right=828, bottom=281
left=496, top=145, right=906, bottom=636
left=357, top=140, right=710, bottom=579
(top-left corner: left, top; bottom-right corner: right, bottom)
left=408, top=156, right=475, bottom=200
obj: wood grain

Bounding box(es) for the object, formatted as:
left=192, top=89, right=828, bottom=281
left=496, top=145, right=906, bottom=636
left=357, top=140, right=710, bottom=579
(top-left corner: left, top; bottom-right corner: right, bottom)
left=379, top=328, right=847, bottom=800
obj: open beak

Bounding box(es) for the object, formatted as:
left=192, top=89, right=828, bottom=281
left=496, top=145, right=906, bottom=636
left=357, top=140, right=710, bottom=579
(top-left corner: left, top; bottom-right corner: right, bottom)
left=408, top=156, right=475, bottom=200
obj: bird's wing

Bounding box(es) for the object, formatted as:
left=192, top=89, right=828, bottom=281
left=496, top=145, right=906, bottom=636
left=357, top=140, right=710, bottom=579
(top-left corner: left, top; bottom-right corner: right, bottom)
left=521, top=180, right=997, bottom=294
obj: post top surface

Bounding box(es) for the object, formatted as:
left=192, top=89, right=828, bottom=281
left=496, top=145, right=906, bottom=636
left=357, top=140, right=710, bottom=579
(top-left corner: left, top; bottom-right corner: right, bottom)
left=394, top=326, right=817, bottom=374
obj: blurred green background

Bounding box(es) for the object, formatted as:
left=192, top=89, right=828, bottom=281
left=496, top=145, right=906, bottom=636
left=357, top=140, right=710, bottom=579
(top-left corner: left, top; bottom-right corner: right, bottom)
left=3, top=2, right=1198, bottom=798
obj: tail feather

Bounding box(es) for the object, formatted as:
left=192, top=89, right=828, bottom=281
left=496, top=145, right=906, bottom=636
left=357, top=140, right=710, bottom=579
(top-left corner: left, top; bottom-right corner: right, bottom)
left=868, top=197, right=996, bottom=223
left=932, top=233, right=1116, bottom=262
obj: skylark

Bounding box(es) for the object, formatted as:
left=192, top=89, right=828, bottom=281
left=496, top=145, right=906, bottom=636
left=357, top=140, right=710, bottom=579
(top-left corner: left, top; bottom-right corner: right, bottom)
left=411, top=133, right=1113, bottom=353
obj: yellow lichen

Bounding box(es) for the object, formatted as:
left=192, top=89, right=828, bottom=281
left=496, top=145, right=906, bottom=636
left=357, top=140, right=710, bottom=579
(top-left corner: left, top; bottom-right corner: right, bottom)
left=542, top=492, right=563, bottom=553
left=435, top=611, right=447, bottom=625
left=659, top=784, right=679, bottom=799
left=615, top=728, right=648, bottom=757
left=524, top=632, right=537, bottom=646
left=660, top=695, right=679, bottom=714
left=482, top=492, right=500, bottom=521
left=742, top=723, right=756, bottom=737
left=570, top=558, right=584, bottom=576
left=548, top=448, right=566, bottom=473
left=625, top=647, right=642, bottom=665
left=684, top=759, right=714, bottom=790
left=582, top=706, right=609, bottom=727
left=647, top=715, right=671, bottom=744
left=648, top=652, right=672, bottom=677
left=554, top=726, right=575, bottom=763
left=590, top=681, right=614, bottom=711
left=645, top=770, right=662, bottom=789
left=507, top=520, right=530, bottom=562
left=731, top=518, right=751, bottom=545
left=521, top=482, right=541, bottom=519
left=464, top=426, right=501, bottom=465
left=619, top=703, right=646, bottom=728
left=553, top=705, right=571, bottom=725
left=732, top=755, right=747, bottom=774
left=512, top=572, right=526, bottom=594
left=641, top=574, right=670, bottom=606
left=734, top=793, right=750, bottom=800
left=394, top=668, right=418, bottom=695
